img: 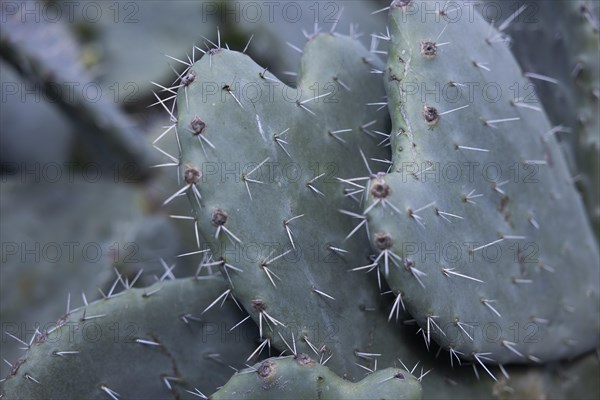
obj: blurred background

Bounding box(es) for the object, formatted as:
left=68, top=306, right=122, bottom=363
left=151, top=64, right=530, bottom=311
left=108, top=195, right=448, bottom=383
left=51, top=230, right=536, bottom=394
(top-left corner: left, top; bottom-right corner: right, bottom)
left=0, top=0, right=392, bottom=379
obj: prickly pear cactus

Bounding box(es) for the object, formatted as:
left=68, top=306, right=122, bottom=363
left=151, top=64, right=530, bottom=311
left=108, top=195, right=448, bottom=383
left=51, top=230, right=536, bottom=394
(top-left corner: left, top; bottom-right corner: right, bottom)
left=1, top=277, right=259, bottom=399
left=171, top=32, right=399, bottom=378
left=364, top=0, right=600, bottom=365
left=212, top=354, right=422, bottom=400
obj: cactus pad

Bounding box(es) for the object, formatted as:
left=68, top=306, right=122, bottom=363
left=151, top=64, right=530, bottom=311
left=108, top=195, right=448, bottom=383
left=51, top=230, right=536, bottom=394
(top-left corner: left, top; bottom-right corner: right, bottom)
left=364, top=1, right=600, bottom=365
left=1, top=277, right=258, bottom=399
left=211, top=354, right=422, bottom=400
left=172, top=32, right=398, bottom=378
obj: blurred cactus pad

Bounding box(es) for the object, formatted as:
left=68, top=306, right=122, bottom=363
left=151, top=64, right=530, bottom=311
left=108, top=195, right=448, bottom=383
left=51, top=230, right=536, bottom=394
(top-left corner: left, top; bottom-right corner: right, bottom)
left=1, top=1, right=598, bottom=399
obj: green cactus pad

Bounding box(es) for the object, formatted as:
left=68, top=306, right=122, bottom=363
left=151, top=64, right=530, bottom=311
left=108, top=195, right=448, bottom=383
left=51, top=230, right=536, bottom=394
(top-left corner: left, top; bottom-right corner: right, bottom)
left=1, top=277, right=259, bottom=399
left=211, top=354, right=422, bottom=400
left=172, top=32, right=399, bottom=379
left=364, top=1, right=600, bottom=365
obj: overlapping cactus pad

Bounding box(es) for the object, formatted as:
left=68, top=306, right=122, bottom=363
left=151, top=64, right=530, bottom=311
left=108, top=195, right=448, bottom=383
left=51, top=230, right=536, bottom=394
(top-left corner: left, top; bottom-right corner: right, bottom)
left=363, top=0, right=600, bottom=365
left=2, top=277, right=258, bottom=399
left=212, top=354, right=422, bottom=400
left=175, top=32, right=402, bottom=378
